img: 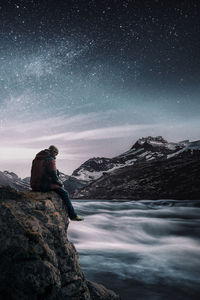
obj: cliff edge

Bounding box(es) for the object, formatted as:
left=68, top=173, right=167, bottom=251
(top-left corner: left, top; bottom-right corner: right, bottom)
left=0, top=186, right=119, bottom=300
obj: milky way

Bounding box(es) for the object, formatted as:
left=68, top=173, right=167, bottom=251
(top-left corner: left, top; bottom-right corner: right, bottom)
left=0, top=0, right=200, bottom=177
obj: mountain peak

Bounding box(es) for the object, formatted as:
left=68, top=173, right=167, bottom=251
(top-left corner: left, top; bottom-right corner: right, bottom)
left=138, top=136, right=168, bottom=144
left=131, top=136, right=168, bottom=148
left=3, top=170, right=19, bottom=180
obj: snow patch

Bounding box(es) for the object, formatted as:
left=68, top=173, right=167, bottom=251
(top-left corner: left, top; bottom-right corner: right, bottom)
left=74, top=169, right=104, bottom=181
left=188, top=140, right=200, bottom=149
left=138, top=151, right=149, bottom=157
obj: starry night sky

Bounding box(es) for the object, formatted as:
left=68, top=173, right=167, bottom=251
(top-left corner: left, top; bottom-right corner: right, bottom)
left=0, top=0, right=200, bottom=177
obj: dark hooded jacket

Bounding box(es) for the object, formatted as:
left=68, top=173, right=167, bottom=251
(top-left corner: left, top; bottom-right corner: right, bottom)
left=30, top=149, right=62, bottom=192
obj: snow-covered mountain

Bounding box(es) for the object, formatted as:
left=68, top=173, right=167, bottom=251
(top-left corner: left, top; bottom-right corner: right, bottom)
left=1, top=136, right=199, bottom=198
left=72, top=157, right=115, bottom=181
left=0, top=171, right=30, bottom=191
left=72, top=136, right=200, bottom=182
left=73, top=136, right=200, bottom=200
left=58, top=171, right=88, bottom=194
left=0, top=169, right=87, bottom=194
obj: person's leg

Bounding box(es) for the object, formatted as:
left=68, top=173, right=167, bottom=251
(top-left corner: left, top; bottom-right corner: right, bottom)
left=52, top=186, right=77, bottom=219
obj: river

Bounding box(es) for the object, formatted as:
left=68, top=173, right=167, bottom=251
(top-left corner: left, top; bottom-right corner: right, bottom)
left=68, top=200, right=200, bottom=300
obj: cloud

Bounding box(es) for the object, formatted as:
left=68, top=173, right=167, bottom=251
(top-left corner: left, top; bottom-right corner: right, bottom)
left=1, top=117, right=155, bottom=146
left=0, top=112, right=103, bottom=144
left=0, top=147, right=36, bottom=161
left=0, top=110, right=199, bottom=177
left=0, top=111, right=152, bottom=176
left=33, top=124, right=154, bottom=142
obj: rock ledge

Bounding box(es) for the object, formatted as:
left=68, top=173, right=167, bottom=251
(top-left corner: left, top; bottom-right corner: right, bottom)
left=0, top=186, right=120, bottom=300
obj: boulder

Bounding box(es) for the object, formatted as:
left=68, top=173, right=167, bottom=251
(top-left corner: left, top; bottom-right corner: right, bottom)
left=0, top=186, right=120, bottom=300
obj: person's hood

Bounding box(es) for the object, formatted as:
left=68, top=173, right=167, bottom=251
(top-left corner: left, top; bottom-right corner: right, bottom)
left=35, top=149, right=53, bottom=160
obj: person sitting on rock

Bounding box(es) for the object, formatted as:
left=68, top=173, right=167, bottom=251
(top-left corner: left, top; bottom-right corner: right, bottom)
left=30, top=145, right=84, bottom=221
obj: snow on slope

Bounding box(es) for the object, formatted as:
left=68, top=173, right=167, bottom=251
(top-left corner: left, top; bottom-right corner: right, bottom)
left=1, top=170, right=30, bottom=190
left=72, top=169, right=105, bottom=181
left=72, top=136, right=200, bottom=182
left=167, top=140, right=200, bottom=159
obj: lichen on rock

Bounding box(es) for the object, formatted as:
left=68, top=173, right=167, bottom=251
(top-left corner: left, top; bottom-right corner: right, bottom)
left=0, top=186, right=120, bottom=300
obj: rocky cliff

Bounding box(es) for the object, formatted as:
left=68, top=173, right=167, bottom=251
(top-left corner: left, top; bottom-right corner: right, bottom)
left=0, top=186, right=119, bottom=300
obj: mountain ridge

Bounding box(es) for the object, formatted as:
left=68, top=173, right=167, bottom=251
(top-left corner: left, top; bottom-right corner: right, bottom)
left=1, top=136, right=200, bottom=199
left=73, top=151, right=200, bottom=200
left=72, top=136, right=200, bottom=183
left=72, top=136, right=200, bottom=199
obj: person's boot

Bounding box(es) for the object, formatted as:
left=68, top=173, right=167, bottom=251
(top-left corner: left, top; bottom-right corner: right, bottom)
left=70, top=215, right=84, bottom=221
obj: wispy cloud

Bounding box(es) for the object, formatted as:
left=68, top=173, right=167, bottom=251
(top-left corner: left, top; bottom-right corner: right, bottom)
left=32, top=124, right=155, bottom=142
left=0, top=111, right=199, bottom=177
left=1, top=112, right=156, bottom=147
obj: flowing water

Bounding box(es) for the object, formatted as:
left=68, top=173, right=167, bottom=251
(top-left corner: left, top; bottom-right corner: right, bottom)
left=68, top=200, right=200, bottom=300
